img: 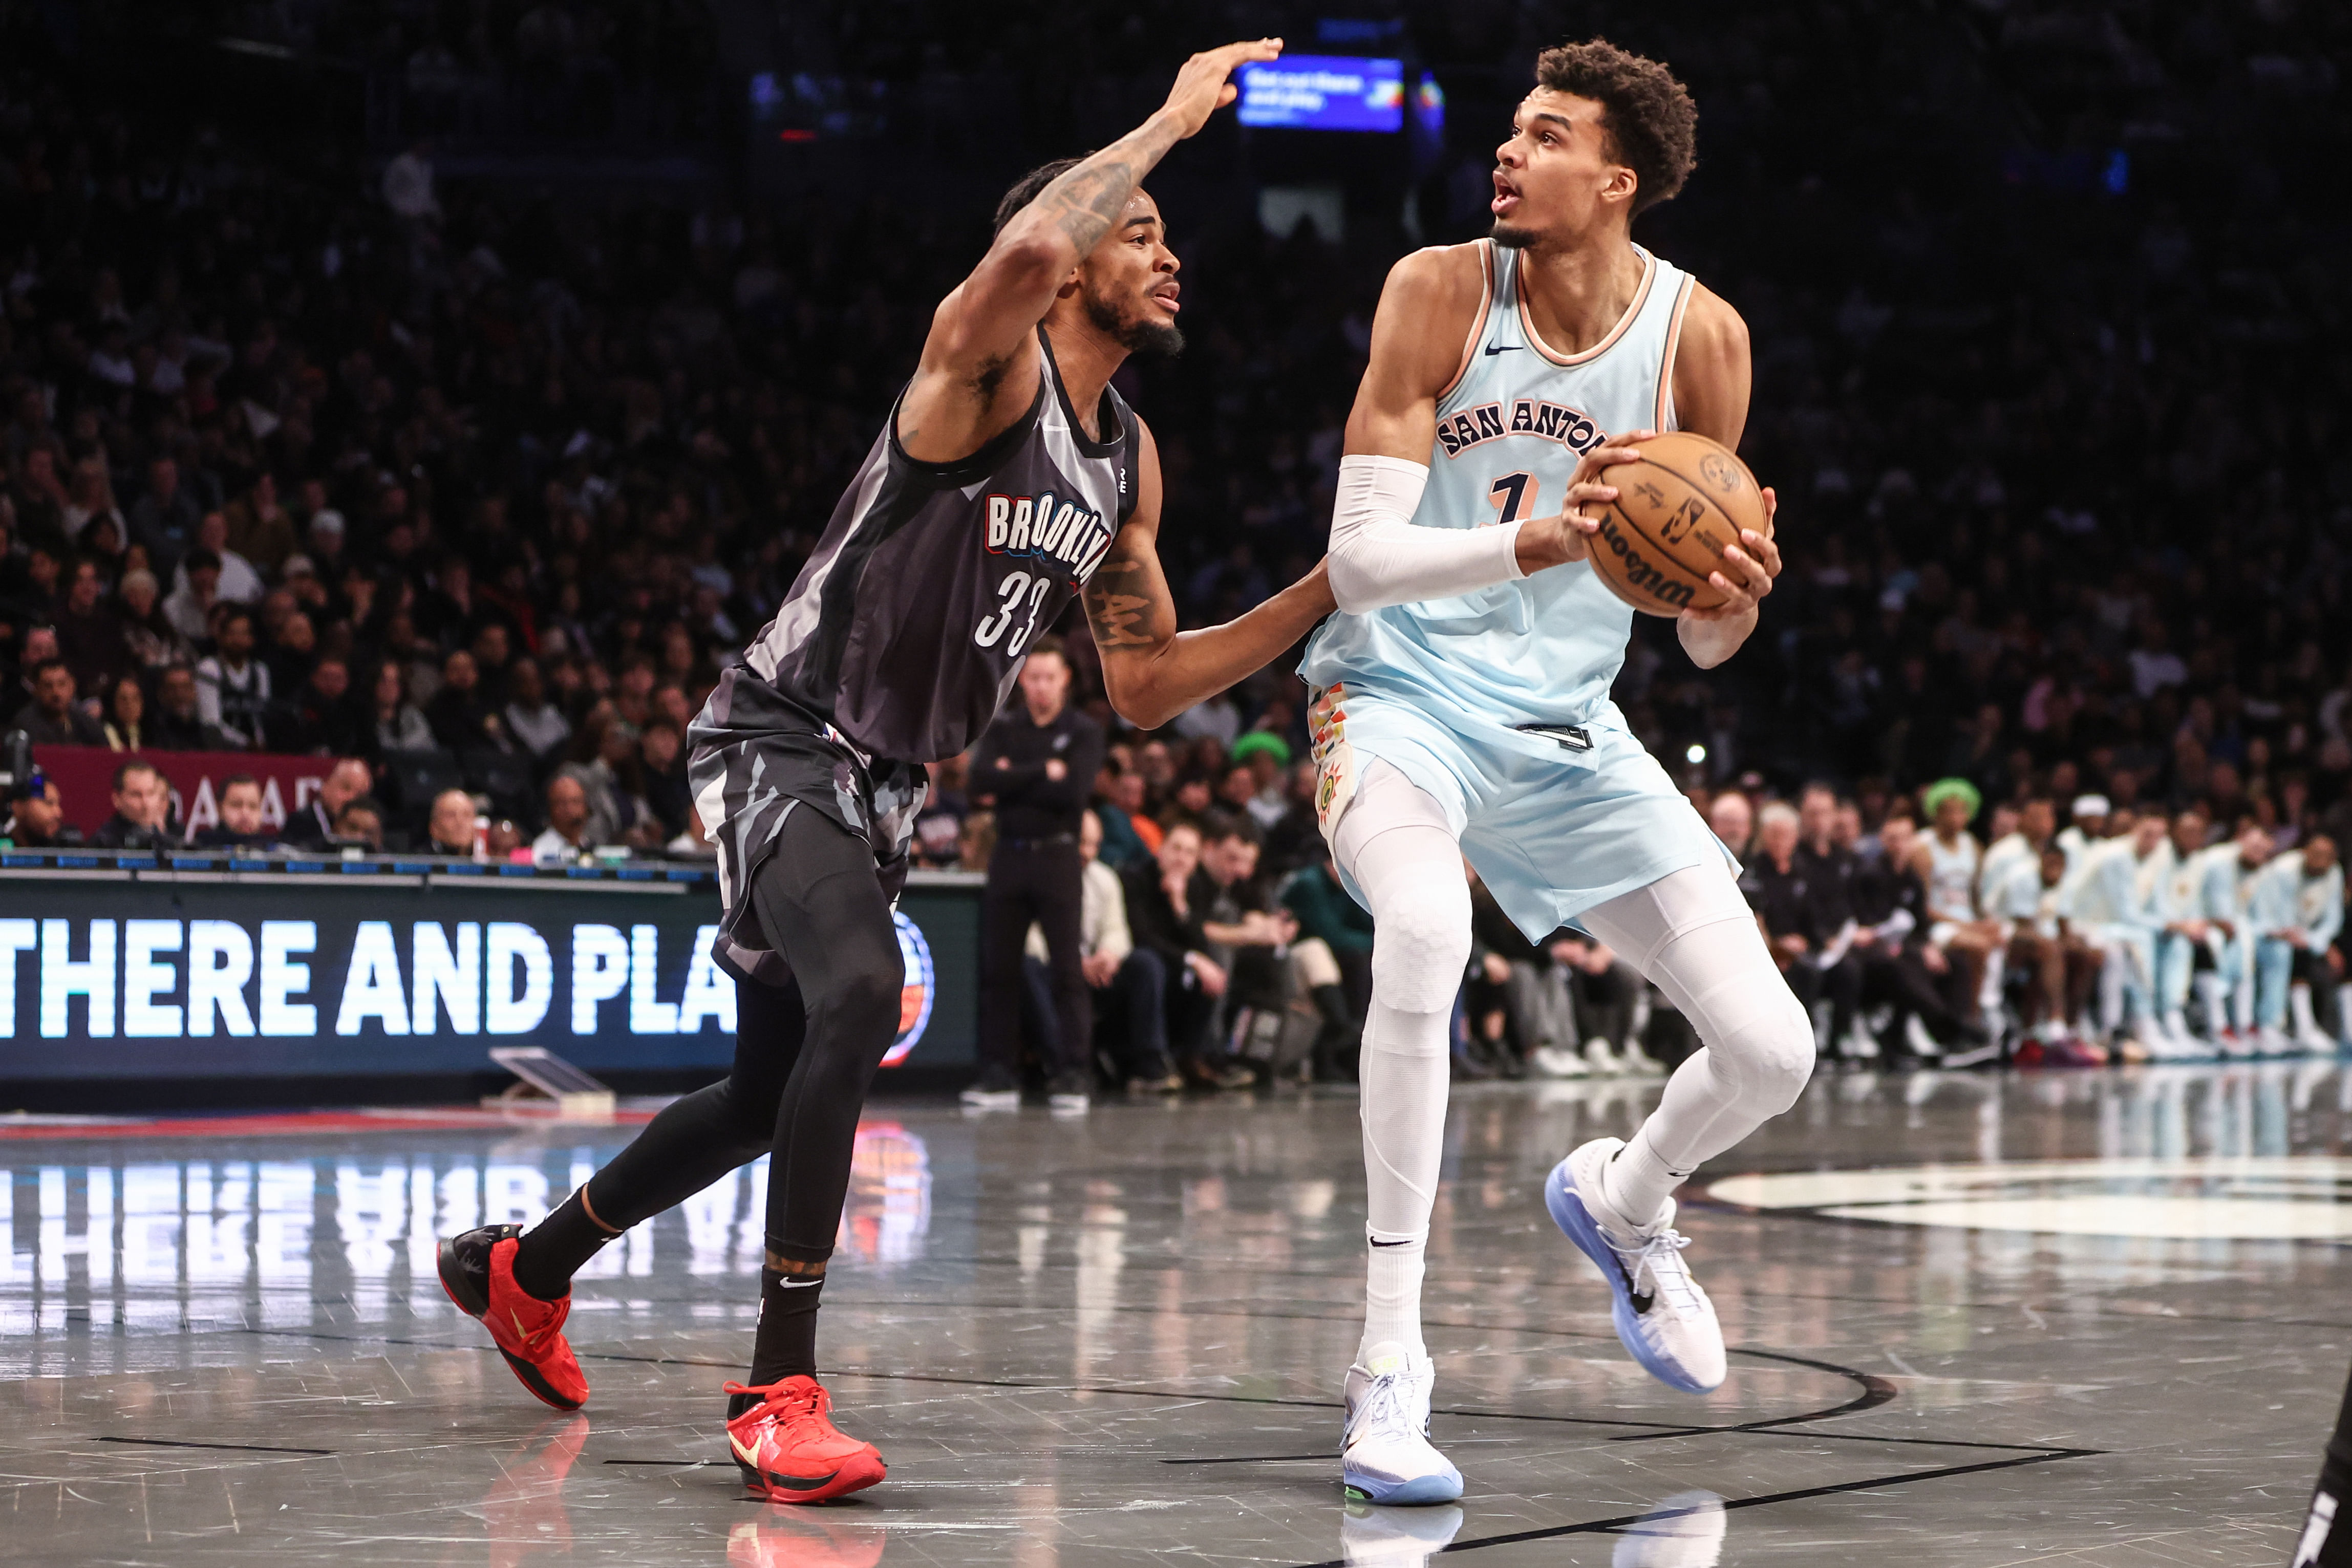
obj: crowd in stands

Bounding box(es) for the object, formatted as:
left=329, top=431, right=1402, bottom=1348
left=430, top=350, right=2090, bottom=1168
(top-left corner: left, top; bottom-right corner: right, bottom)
left=1, top=2, right=2347, bottom=1090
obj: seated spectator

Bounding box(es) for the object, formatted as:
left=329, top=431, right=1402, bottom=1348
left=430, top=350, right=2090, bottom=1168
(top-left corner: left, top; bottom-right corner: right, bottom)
left=90, top=758, right=175, bottom=849
left=1029, top=809, right=1181, bottom=1094
left=1743, top=800, right=1863, bottom=1060
left=286, top=757, right=374, bottom=849
left=367, top=658, right=435, bottom=754
left=1708, top=789, right=1754, bottom=862
left=13, top=658, right=105, bottom=747
left=501, top=657, right=570, bottom=760
left=1192, top=815, right=1300, bottom=1084
left=262, top=609, right=317, bottom=697
left=1281, top=848, right=1373, bottom=1079
left=102, top=676, right=147, bottom=751
left=640, top=720, right=691, bottom=839
left=277, top=657, right=360, bottom=756
left=1120, top=819, right=1253, bottom=1088
left=1, top=778, right=79, bottom=847
left=533, top=773, right=593, bottom=863
left=425, top=648, right=500, bottom=751
left=115, top=569, right=187, bottom=673
left=128, top=455, right=201, bottom=575
left=1228, top=731, right=1292, bottom=832
left=172, top=511, right=264, bottom=606
left=2251, top=834, right=2343, bottom=1050
left=146, top=664, right=220, bottom=750
left=53, top=559, right=129, bottom=698
left=160, top=547, right=222, bottom=645
left=195, top=608, right=271, bottom=749
left=193, top=773, right=276, bottom=849
left=1092, top=766, right=1158, bottom=869
left=426, top=787, right=481, bottom=857
left=334, top=796, right=387, bottom=851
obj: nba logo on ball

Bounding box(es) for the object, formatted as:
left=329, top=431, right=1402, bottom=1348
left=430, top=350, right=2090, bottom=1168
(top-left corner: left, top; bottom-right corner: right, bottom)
left=884, top=911, right=935, bottom=1067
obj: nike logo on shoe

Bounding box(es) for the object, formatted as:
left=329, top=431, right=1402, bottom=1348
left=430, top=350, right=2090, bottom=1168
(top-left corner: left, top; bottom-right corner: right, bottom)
left=1484, top=342, right=1522, bottom=355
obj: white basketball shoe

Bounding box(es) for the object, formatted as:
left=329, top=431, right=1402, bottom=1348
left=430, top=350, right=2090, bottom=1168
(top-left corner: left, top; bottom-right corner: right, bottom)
left=1546, top=1137, right=1726, bottom=1394
left=1340, top=1498, right=1464, bottom=1564
left=1340, top=1343, right=1463, bottom=1506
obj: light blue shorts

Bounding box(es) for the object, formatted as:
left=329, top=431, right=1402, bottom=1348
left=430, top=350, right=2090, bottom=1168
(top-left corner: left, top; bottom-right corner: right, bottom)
left=1309, top=684, right=1733, bottom=942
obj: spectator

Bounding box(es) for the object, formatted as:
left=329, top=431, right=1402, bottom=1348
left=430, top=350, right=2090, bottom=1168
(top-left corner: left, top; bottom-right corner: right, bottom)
left=13, top=658, right=105, bottom=747
left=533, top=773, right=592, bottom=863
left=966, top=639, right=1105, bottom=1112
left=277, top=657, right=360, bottom=756
left=115, top=570, right=187, bottom=674
left=1092, top=766, right=1158, bottom=869
left=640, top=720, right=691, bottom=839
left=102, top=676, right=147, bottom=751
left=1121, top=820, right=1252, bottom=1090
left=1743, top=800, right=1863, bottom=1061
left=160, top=548, right=223, bottom=645
left=1281, top=848, right=1372, bottom=1079
left=367, top=659, right=436, bottom=754
left=194, top=608, right=271, bottom=749
left=2, top=778, right=78, bottom=847
left=128, top=456, right=201, bottom=575
left=1052, top=810, right=1182, bottom=1094
left=425, top=649, right=499, bottom=751
left=335, top=796, right=387, bottom=851
left=193, top=773, right=276, bottom=849
left=173, top=513, right=264, bottom=607
left=2251, top=834, right=2343, bottom=1050
left=287, top=757, right=374, bottom=849
left=146, top=665, right=219, bottom=750
left=1708, top=789, right=1754, bottom=862
left=502, top=658, right=571, bottom=761
left=53, top=559, right=129, bottom=699
left=1192, top=815, right=1299, bottom=1083
left=426, top=788, right=481, bottom=857
left=90, top=758, right=174, bottom=849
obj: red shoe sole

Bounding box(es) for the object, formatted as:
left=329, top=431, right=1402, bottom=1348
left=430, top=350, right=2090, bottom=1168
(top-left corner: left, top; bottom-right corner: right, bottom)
left=437, top=1240, right=587, bottom=1412
left=742, top=1450, right=887, bottom=1505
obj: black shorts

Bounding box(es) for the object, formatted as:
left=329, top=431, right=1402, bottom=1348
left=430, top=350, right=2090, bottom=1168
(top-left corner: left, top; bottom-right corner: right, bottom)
left=689, top=670, right=927, bottom=989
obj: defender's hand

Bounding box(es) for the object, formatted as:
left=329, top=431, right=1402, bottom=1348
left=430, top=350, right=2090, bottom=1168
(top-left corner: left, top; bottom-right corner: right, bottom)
left=1159, top=39, right=1284, bottom=139
left=1514, top=428, right=1655, bottom=573
left=1680, top=485, right=1781, bottom=625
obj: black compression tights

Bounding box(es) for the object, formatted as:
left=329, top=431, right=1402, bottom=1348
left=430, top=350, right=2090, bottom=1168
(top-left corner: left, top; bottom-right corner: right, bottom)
left=553, top=807, right=904, bottom=1270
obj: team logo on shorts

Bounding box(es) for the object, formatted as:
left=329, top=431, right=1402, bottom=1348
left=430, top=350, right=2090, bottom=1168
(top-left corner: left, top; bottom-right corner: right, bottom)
left=883, top=911, right=935, bottom=1067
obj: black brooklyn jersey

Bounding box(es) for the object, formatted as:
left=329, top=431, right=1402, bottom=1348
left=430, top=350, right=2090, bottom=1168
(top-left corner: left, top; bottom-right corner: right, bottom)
left=710, top=329, right=1138, bottom=766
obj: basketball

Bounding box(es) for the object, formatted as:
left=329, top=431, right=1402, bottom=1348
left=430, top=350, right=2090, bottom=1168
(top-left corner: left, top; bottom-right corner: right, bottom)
left=1581, top=431, right=1772, bottom=616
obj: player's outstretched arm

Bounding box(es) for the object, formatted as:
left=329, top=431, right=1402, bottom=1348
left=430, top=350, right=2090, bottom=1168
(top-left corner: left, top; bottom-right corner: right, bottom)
left=899, top=39, right=1280, bottom=465
left=1083, top=421, right=1335, bottom=731
left=1328, top=247, right=1643, bottom=612
left=1668, top=285, right=1781, bottom=668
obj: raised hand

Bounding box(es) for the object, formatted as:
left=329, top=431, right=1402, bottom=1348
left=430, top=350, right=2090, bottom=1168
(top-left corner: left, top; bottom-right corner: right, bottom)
left=1158, top=39, right=1285, bottom=139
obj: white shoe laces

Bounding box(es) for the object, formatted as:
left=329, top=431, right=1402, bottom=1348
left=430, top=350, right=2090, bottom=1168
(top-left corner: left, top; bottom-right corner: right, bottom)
left=1348, top=1367, right=1426, bottom=1446
left=1614, top=1225, right=1706, bottom=1318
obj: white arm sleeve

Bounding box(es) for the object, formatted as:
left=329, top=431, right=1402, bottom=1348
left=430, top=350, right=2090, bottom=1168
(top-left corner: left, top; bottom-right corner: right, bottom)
left=1325, top=454, right=1526, bottom=614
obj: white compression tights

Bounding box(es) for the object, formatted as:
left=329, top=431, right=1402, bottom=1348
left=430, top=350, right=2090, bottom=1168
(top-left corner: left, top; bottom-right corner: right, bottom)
left=1332, top=761, right=1815, bottom=1358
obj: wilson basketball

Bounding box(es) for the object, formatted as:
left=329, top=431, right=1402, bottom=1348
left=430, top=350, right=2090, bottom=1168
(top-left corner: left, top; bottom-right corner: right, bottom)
left=1582, top=432, right=1771, bottom=617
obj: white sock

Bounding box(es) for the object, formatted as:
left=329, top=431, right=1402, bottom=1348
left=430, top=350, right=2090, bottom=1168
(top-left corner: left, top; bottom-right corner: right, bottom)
left=1600, top=1127, right=1683, bottom=1233
left=1363, top=1231, right=1428, bottom=1361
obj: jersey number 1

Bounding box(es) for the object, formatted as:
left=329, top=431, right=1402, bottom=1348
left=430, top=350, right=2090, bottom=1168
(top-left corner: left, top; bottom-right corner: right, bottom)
left=1488, top=472, right=1538, bottom=525
left=974, top=569, right=1053, bottom=655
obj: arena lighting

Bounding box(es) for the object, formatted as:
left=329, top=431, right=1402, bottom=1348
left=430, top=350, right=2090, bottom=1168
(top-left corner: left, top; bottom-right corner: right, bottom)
left=1686, top=743, right=1708, bottom=765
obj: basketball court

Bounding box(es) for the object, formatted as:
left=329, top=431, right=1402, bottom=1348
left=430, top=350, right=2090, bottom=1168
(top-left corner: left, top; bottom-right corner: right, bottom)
left=1, top=1068, right=2330, bottom=1564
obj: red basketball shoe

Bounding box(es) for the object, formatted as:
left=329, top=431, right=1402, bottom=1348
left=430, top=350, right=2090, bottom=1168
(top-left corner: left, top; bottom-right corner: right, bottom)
left=439, top=1223, right=590, bottom=1411
left=725, top=1377, right=887, bottom=1503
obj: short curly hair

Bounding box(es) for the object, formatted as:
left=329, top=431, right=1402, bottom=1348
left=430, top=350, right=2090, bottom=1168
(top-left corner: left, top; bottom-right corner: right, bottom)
left=1533, top=38, right=1697, bottom=217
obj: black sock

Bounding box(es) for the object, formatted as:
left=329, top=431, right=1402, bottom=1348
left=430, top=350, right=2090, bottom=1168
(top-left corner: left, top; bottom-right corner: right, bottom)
left=747, top=1264, right=826, bottom=1388
left=510, top=1188, right=618, bottom=1302
left=2303, top=1363, right=2352, bottom=1565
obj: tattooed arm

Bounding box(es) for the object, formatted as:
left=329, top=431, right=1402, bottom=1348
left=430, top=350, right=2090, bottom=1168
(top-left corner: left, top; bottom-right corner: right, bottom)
left=898, top=38, right=1281, bottom=465
left=1085, top=420, right=1336, bottom=731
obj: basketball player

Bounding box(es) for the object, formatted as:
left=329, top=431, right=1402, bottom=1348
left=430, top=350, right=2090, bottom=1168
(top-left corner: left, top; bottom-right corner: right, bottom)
left=1297, top=40, right=1807, bottom=1505
left=1914, top=778, right=2006, bottom=1040
left=433, top=38, right=1340, bottom=1505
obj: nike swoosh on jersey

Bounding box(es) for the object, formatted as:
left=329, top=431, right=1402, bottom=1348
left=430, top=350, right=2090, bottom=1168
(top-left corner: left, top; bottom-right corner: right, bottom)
left=1483, top=342, right=1523, bottom=355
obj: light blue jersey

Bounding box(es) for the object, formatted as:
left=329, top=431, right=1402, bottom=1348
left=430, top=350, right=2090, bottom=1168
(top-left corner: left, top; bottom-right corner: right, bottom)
left=1302, top=240, right=1724, bottom=939
left=1303, top=240, right=1693, bottom=732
